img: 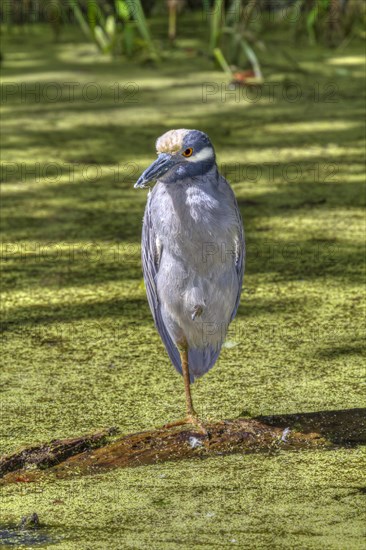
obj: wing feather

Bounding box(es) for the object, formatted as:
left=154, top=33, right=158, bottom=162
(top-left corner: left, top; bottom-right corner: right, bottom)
left=220, top=177, right=245, bottom=322
left=142, top=192, right=182, bottom=374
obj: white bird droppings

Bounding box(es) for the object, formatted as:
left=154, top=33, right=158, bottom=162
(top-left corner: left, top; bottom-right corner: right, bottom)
left=281, top=427, right=291, bottom=442
left=188, top=436, right=203, bottom=448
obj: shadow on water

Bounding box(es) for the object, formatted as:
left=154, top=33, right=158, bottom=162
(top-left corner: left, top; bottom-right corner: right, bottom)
left=0, top=297, right=148, bottom=332
left=1, top=159, right=364, bottom=293
left=255, top=408, right=366, bottom=447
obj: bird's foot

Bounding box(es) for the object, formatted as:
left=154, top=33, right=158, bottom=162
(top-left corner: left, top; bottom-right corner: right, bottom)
left=163, top=414, right=208, bottom=436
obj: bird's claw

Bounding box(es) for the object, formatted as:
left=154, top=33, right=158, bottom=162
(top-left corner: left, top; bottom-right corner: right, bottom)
left=162, top=414, right=208, bottom=436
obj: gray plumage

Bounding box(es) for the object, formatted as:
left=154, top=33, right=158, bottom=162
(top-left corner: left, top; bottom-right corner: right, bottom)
left=135, top=129, right=245, bottom=383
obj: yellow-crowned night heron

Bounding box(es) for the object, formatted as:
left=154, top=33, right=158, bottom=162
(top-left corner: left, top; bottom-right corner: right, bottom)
left=135, top=129, right=245, bottom=431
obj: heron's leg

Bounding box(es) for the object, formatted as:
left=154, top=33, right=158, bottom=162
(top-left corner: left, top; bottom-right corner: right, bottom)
left=163, top=343, right=207, bottom=435
left=180, top=343, right=195, bottom=418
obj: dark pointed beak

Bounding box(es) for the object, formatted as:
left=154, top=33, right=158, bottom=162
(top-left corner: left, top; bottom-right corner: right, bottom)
left=134, top=153, right=175, bottom=189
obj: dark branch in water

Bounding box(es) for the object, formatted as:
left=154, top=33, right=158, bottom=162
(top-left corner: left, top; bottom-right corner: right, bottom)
left=1, top=409, right=364, bottom=485
left=0, top=428, right=118, bottom=479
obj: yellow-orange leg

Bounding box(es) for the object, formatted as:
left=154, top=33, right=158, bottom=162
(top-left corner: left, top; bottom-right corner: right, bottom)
left=163, top=343, right=207, bottom=435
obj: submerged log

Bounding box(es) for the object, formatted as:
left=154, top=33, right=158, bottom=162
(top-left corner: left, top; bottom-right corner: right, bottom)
left=1, top=409, right=364, bottom=485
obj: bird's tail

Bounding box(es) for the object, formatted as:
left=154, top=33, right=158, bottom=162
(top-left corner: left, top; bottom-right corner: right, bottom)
left=188, top=346, right=221, bottom=382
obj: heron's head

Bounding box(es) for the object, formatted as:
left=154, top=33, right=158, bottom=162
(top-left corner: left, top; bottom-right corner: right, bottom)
left=134, top=129, right=216, bottom=188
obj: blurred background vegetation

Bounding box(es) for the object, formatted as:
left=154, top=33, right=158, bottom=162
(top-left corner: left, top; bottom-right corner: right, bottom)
left=1, top=1, right=365, bottom=76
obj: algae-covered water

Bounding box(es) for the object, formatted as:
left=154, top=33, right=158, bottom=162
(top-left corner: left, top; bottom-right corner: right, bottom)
left=1, top=20, right=365, bottom=549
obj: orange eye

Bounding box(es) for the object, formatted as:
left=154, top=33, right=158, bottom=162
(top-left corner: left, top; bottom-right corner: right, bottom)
left=183, top=147, right=193, bottom=157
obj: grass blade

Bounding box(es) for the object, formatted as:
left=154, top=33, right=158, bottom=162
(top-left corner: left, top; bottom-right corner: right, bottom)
left=210, top=0, right=224, bottom=52
left=68, top=0, right=93, bottom=39
left=125, top=0, right=158, bottom=59
left=213, top=47, right=232, bottom=76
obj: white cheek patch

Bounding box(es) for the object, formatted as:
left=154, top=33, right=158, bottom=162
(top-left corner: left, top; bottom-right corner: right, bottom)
left=186, top=146, right=214, bottom=163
